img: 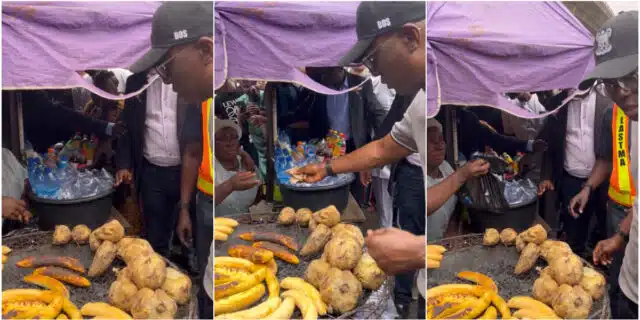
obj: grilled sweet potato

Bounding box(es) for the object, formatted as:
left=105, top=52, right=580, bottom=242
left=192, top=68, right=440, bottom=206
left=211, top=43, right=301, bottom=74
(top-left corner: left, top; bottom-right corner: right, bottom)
left=94, top=220, right=125, bottom=242
left=16, top=256, right=86, bottom=274
left=71, top=225, right=91, bottom=244
left=300, top=224, right=332, bottom=256
left=53, top=225, right=72, bottom=245
left=252, top=242, right=300, bottom=264
left=228, top=245, right=275, bottom=264
left=88, top=241, right=117, bottom=277
left=312, top=205, right=341, bottom=227
left=32, top=266, right=91, bottom=287
left=239, top=231, right=299, bottom=251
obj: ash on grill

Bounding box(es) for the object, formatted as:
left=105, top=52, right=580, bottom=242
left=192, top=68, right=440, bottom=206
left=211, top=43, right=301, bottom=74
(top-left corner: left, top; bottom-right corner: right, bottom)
left=427, top=234, right=610, bottom=319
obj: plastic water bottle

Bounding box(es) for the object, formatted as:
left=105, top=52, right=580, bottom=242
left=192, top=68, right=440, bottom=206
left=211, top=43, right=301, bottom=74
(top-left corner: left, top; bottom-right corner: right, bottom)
left=40, top=167, right=60, bottom=198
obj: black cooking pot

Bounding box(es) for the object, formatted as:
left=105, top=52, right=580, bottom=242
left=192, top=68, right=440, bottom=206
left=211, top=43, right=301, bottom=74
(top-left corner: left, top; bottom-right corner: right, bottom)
left=279, top=173, right=355, bottom=212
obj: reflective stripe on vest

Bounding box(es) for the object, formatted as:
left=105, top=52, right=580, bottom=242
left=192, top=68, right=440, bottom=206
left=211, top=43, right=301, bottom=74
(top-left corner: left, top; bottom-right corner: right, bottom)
left=197, top=99, right=213, bottom=196
left=608, top=105, right=636, bottom=207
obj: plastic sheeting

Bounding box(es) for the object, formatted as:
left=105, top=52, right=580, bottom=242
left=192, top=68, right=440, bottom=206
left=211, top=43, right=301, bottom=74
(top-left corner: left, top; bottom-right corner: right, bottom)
left=215, top=1, right=366, bottom=95
left=2, top=1, right=161, bottom=99
left=427, top=1, right=595, bottom=119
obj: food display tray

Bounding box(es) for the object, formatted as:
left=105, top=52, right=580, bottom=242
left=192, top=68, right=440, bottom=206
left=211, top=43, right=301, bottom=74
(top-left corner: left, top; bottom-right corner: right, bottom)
left=214, top=212, right=391, bottom=319
left=2, top=231, right=191, bottom=319
left=427, top=234, right=610, bottom=319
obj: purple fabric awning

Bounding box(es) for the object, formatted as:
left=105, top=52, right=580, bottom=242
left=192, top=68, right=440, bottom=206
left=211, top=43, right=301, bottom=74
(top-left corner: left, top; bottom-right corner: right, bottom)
left=215, top=1, right=365, bottom=94
left=2, top=1, right=161, bottom=99
left=427, top=1, right=595, bottom=119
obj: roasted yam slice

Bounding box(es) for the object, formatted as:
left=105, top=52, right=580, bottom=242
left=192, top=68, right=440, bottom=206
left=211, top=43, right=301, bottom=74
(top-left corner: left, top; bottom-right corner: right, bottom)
left=16, top=256, right=86, bottom=274
left=32, top=266, right=91, bottom=287
left=23, top=274, right=70, bottom=298
left=239, top=232, right=299, bottom=251
left=253, top=241, right=300, bottom=264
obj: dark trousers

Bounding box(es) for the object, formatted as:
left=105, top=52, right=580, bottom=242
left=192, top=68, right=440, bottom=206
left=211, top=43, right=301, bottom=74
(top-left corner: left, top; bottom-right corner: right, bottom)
left=559, top=171, right=606, bottom=256
left=140, top=160, right=181, bottom=257
left=198, top=287, right=214, bottom=319
left=392, top=161, right=425, bottom=319
left=610, top=284, right=638, bottom=319
left=196, top=191, right=214, bottom=318
left=606, top=201, right=629, bottom=292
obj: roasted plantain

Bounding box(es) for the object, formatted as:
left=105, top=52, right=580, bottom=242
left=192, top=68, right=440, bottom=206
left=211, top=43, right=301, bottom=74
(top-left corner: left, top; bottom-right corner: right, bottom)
left=252, top=241, right=300, bottom=264
left=214, top=267, right=267, bottom=300
left=16, top=256, right=86, bottom=274
left=23, top=274, right=70, bottom=298
left=228, top=244, right=274, bottom=264
left=32, top=266, right=91, bottom=287
left=239, top=231, right=299, bottom=251
left=214, top=283, right=266, bottom=315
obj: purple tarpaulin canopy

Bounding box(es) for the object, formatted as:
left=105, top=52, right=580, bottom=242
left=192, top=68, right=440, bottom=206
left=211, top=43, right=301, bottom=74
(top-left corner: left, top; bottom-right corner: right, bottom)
left=215, top=1, right=365, bottom=94
left=427, top=1, right=595, bottom=119
left=2, top=1, right=161, bottom=99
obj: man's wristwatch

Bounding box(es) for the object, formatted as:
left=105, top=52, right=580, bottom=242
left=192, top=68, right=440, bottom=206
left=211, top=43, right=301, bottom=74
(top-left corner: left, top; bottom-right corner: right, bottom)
left=618, top=230, right=630, bottom=243
left=325, top=162, right=336, bottom=177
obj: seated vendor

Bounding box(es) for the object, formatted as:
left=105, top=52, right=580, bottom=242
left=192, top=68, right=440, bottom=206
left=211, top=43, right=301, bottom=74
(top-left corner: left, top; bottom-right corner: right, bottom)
left=2, top=148, right=33, bottom=233
left=426, top=119, right=457, bottom=242
left=214, top=120, right=262, bottom=216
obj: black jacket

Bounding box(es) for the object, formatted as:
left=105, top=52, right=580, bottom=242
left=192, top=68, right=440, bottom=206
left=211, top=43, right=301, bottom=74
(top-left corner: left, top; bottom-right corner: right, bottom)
left=301, top=74, right=387, bottom=149
left=115, top=73, right=198, bottom=193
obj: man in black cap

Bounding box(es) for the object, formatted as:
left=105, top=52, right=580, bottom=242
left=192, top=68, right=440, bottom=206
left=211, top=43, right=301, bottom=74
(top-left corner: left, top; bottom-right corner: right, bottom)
left=128, top=2, right=214, bottom=319
left=581, top=11, right=638, bottom=320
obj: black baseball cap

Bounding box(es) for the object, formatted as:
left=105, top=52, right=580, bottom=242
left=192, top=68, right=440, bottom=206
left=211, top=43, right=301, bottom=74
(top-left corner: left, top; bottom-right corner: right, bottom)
left=130, top=2, right=213, bottom=74
left=338, top=1, right=425, bottom=66
left=579, top=10, right=638, bottom=90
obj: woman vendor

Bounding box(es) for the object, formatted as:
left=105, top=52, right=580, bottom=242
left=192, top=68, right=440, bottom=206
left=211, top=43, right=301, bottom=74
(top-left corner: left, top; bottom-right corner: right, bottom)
left=214, top=120, right=262, bottom=216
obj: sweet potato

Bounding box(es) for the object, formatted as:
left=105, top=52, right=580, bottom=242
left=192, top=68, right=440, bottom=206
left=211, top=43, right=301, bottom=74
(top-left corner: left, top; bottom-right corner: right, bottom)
left=130, top=288, right=176, bottom=319
left=332, top=223, right=365, bottom=247
left=239, top=231, right=299, bottom=251
left=228, top=244, right=275, bottom=264
left=53, top=225, right=72, bottom=245
left=253, top=241, right=300, bottom=264
left=161, top=268, right=192, bottom=305
left=304, top=259, right=331, bottom=289
left=325, top=236, right=362, bottom=270
left=33, top=266, right=91, bottom=287
left=278, top=207, right=296, bottom=225
left=129, top=254, right=167, bottom=290
left=118, top=238, right=154, bottom=265
left=108, top=278, right=139, bottom=312
left=312, top=205, right=341, bottom=227
left=296, top=208, right=313, bottom=227
left=71, top=225, right=91, bottom=245
left=88, top=241, right=117, bottom=277
left=320, top=268, right=362, bottom=314
left=16, top=256, right=86, bottom=274
left=515, top=243, right=541, bottom=275
left=94, top=220, right=125, bottom=242
left=300, top=224, right=332, bottom=256
left=89, top=230, right=103, bottom=251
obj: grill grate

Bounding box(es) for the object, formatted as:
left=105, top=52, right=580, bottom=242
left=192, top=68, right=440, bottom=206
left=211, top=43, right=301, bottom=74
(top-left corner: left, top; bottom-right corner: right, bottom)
left=2, top=231, right=192, bottom=319
left=427, top=234, right=610, bottom=319
left=214, top=212, right=391, bottom=319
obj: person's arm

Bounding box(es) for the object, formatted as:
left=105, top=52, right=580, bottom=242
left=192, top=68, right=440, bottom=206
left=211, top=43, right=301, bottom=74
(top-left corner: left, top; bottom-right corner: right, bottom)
left=331, top=135, right=411, bottom=174
left=427, top=170, right=468, bottom=215
left=115, top=101, right=134, bottom=171
left=461, top=109, right=530, bottom=154
left=215, top=180, right=234, bottom=205
left=364, top=80, right=389, bottom=129
left=619, top=209, right=633, bottom=235
left=181, top=142, right=202, bottom=208
left=585, top=160, right=613, bottom=189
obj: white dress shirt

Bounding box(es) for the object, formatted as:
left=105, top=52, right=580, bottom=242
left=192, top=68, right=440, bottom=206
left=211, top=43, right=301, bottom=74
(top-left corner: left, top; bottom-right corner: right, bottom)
left=563, top=90, right=596, bottom=178
left=143, top=78, right=181, bottom=167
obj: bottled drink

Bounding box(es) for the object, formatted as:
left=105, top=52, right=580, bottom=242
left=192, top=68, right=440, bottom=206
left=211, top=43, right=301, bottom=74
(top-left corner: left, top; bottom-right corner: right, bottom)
left=44, top=148, right=57, bottom=168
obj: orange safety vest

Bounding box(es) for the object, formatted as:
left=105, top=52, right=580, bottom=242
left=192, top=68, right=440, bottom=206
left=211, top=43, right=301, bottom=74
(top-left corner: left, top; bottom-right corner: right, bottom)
left=608, top=105, right=636, bottom=207
left=197, top=98, right=213, bottom=196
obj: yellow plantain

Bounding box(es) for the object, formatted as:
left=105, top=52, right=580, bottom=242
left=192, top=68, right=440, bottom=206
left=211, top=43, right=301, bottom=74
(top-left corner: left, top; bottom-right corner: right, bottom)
left=456, top=271, right=498, bottom=293
left=280, top=277, right=327, bottom=315
left=2, top=245, right=11, bottom=255
left=215, top=257, right=255, bottom=271
left=478, top=306, right=497, bottom=319
left=214, top=284, right=266, bottom=315
left=281, top=290, right=318, bottom=320
left=265, top=268, right=280, bottom=298
left=447, top=291, right=492, bottom=319
left=215, top=217, right=239, bottom=227
left=426, top=284, right=511, bottom=319
left=217, top=297, right=281, bottom=319
left=265, top=297, right=296, bottom=319
left=215, top=267, right=267, bottom=300
left=80, top=302, right=132, bottom=319
left=427, top=245, right=447, bottom=254
left=507, top=296, right=557, bottom=317
left=215, top=231, right=229, bottom=241
left=435, top=298, right=478, bottom=319
left=513, top=308, right=561, bottom=319
left=215, top=225, right=235, bottom=235
left=427, top=293, right=476, bottom=319
left=427, top=259, right=441, bottom=269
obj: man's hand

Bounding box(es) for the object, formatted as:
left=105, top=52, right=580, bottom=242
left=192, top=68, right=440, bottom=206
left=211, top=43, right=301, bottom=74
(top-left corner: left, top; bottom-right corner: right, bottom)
left=229, top=172, right=260, bottom=191
left=240, top=151, right=256, bottom=172
left=365, top=228, right=425, bottom=275
left=114, top=169, right=133, bottom=187
left=360, top=171, right=372, bottom=186
left=289, top=164, right=328, bottom=183
left=532, top=139, right=548, bottom=153
left=569, top=187, right=591, bottom=218
left=537, top=180, right=554, bottom=196
left=112, top=121, right=127, bottom=137
left=593, top=234, right=625, bottom=266
left=2, top=197, right=32, bottom=224
left=460, top=159, right=490, bottom=180
left=176, top=208, right=193, bottom=248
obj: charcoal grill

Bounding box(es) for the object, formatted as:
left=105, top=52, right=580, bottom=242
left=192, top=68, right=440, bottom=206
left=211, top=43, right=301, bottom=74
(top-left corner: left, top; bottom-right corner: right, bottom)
left=2, top=231, right=192, bottom=319
left=427, top=234, right=610, bottom=319
left=214, top=212, right=392, bottom=319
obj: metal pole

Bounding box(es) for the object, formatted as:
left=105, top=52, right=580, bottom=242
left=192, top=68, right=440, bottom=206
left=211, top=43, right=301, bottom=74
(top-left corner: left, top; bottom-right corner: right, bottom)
left=265, top=84, right=276, bottom=202
left=8, top=91, right=23, bottom=159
